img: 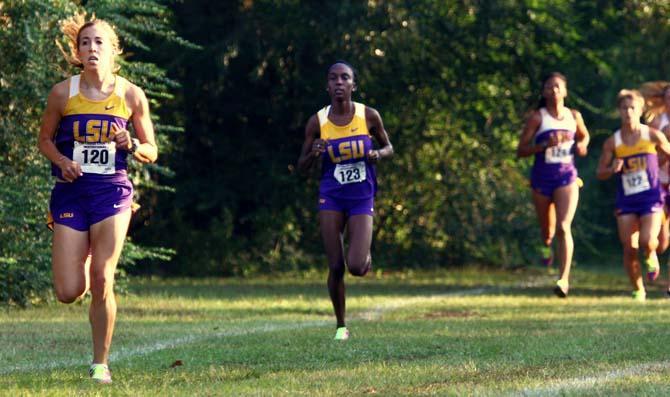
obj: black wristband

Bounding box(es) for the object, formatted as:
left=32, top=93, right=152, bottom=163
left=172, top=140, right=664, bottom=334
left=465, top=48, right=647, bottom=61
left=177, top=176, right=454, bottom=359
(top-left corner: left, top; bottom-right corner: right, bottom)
left=130, top=138, right=140, bottom=154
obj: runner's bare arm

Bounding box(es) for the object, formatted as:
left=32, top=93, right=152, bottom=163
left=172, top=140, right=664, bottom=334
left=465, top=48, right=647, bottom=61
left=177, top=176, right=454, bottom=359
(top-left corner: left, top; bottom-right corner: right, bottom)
left=125, top=84, right=157, bottom=163
left=298, top=115, right=325, bottom=172
left=651, top=127, right=670, bottom=158
left=37, top=81, right=82, bottom=182
left=596, top=136, right=621, bottom=180
left=365, top=106, right=393, bottom=163
left=517, top=111, right=546, bottom=158
left=573, top=109, right=590, bottom=157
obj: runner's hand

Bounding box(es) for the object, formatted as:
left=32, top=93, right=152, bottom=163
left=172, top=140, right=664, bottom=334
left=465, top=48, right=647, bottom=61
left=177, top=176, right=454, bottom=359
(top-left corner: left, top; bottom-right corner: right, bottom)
left=575, top=142, right=587, bottom=156
left=311, top=139, right=327, bottom=157
left=57, top=156, right=82, bottom=182
left=111, top=123, right=133, bottom=151
left=367, top=149, right=381, bottom=163
left=611, top=158, right=624, bottom=174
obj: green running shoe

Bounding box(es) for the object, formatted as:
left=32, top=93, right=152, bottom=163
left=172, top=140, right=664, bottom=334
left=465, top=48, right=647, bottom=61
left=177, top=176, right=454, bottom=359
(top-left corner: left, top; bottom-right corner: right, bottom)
left=539, top=245, right=552, bottom=267
left=632, top=290, right=646, bottom=302
left=89, top=363, right=112, bottom=384
left=645, top=255, right=660, bottom=282
left=334, top=327, right=350, bottom=341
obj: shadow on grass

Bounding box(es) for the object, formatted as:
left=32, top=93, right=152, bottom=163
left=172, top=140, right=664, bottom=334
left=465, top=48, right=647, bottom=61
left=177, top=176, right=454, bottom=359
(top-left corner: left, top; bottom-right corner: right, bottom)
left=130, top=281, right=649, bottom=301
left=125, top=266, right=661, bottom=309
left=129, top=282, right=509, bottom=300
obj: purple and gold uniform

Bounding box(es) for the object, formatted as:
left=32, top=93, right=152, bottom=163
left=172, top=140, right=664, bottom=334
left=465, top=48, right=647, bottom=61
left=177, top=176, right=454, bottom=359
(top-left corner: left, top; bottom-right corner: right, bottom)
left=614, top=125, right=663, bottom=215
left=530, top=108, right=578, bottom=196
left=49, top=74, right=133, bottom=231
left=657, top=114, right=670, bottom=207
left=317, top=102, right=376, bottom=216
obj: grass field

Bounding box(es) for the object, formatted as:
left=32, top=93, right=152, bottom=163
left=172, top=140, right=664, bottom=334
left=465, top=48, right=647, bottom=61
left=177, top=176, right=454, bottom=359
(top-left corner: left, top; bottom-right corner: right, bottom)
left=2, top=266, right=670, bottom=396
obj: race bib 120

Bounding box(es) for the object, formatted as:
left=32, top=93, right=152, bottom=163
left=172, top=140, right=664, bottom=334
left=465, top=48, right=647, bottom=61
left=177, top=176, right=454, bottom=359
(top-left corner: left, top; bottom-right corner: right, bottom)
left=73, top=142, right=116, bottom=175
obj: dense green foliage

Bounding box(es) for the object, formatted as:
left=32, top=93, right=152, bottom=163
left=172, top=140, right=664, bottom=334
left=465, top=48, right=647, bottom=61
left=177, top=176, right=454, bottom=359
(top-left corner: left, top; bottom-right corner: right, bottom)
left=1, top=0, right=77, bottom=306
left=4, top=1, right=670, bottom=299
left=140, top=1, right=670, bottom=275
left=0, top=0, right=182, bottom=305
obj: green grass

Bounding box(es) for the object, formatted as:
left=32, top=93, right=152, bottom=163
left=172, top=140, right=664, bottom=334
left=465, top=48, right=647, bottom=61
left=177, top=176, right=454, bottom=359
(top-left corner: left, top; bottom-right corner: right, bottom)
left=2, top=266, right=670, bottom=396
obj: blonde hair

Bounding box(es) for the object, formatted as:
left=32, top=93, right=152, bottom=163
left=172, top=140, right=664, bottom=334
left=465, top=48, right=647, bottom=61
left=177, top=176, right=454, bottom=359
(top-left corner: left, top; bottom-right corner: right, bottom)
left=640, top=81, right=670, bottom=122
left=616, top=89, right=645, bottom=110
left=57, top=13, right=122, bottom=72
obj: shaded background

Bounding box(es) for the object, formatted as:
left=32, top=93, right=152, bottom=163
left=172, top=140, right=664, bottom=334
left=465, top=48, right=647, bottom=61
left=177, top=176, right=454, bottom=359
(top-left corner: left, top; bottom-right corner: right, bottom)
left=3, top=0, right=670, bottom=304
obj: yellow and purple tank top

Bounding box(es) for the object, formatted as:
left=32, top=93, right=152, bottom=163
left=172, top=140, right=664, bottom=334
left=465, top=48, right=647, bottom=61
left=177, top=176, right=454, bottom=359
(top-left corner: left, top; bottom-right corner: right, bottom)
left=531, top=107, right=578, bottom=183
left=52, top=74, right=131, bottom=181
left=614, top=125, right=663, bottom=209
left=318, top=102, right=377, bottom=199
left=658, top=113, right=669, bottom=185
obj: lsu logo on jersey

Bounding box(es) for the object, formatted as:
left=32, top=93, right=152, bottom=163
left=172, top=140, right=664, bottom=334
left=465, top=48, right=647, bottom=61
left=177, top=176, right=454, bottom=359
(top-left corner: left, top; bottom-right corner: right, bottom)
left=72, top=119, right=116, bottom=143
left=624, top=156, right=647, bottom=173
left=327, top=140, right=366, bottom=163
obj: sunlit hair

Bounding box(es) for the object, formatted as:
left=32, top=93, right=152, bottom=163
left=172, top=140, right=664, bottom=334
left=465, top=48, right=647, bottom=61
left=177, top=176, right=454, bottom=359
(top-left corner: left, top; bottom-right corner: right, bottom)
left=616, top=89, right=645, bottom=110
left=640, top=81, right=670, bottom=122
left=537, top=72, right=568, bottom=109
left=57, top=13, right=122, bottom=72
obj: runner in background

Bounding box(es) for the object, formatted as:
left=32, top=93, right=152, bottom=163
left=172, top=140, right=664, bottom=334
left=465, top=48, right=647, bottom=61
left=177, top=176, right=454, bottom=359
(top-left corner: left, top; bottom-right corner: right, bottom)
left=596, top=89, right=670, bottom=301
left=298, top=61, right=393, bottom=339
left=641, top=82, right=670, bottom=295
left=517, top=72, right=590, bottom=297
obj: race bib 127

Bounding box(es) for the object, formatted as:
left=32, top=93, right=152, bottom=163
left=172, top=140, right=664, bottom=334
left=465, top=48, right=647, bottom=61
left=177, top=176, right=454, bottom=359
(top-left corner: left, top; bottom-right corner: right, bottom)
left=622, top=169, right=650, bottom=196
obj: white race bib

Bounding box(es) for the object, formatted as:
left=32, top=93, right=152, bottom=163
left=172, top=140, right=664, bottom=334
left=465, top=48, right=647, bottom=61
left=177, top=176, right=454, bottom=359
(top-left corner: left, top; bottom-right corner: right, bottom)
left=73, top=142, right=116, bottom=175
left=622, top=170, right=650, bottom=196
left=334, top=162, right=366, bottom=185
left=545, top=141, right=574, bottom=164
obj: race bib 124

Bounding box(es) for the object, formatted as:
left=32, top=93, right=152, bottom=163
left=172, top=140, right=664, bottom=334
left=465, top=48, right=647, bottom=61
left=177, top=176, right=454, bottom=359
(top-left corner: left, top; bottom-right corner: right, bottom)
left=545, top=140, right=574, bottom=164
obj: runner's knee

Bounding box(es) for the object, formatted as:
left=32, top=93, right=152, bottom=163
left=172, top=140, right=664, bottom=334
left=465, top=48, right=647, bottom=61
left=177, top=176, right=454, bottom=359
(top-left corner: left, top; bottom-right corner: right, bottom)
left=54, top=284, right=86, bottom=304
left=348, top=266, right=368, bottom=277
left=347, top=255, right=371, bottom=277
left=556, top=222, right=572, bottom=237
left=640, top=236, right=658, bottom=252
